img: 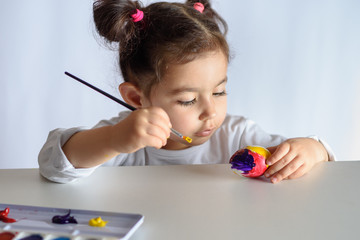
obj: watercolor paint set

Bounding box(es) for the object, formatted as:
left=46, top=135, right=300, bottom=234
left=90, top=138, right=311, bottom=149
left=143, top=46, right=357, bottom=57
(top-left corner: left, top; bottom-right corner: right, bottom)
left=0, top=203, right=143, bottom=240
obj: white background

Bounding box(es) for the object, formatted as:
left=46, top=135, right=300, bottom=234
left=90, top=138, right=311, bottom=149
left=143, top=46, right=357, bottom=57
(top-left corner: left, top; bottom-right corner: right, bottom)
left=1, top=0, right=359, bottom=168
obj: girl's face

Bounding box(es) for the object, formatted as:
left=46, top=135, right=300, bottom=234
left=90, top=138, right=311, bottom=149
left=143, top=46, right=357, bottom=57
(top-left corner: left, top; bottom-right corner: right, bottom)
left=143, top=50, right=228, bottom=150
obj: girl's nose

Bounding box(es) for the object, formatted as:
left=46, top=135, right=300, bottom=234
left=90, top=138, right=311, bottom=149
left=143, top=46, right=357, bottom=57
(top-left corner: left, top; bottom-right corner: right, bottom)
left=199, top=99, right=217, bottom=121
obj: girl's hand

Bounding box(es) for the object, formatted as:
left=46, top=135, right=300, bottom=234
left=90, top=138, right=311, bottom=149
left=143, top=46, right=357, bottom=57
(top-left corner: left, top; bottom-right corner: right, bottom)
left=111, top=106, right=172, bottom=153
left=264, top=138, right=328, bottom=184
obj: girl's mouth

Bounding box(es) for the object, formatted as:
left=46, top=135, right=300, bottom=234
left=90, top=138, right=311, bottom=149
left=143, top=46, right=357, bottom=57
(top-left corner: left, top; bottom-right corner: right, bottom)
left=195, top=127, right=215, bottom=137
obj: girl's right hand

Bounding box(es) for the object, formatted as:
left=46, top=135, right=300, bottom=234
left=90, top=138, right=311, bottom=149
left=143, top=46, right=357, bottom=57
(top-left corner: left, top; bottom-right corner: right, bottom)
left=111, top=107, right=172, bottom=153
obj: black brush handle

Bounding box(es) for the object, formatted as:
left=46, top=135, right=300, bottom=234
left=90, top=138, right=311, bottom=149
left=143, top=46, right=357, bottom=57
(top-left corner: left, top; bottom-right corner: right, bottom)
left=65, top=71, right=136, bottom=111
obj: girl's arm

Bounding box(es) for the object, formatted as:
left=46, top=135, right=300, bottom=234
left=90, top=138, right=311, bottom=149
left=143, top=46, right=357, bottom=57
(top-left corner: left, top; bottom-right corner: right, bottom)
left=63, top=107, right=171, bottom=168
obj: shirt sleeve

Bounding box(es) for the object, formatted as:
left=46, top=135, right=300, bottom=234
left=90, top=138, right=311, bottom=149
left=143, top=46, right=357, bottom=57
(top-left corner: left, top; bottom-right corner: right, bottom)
left=308, top=135, right=337, bottom=161
left=38, top=127, right=99, bottom=183
left=38, top=112, right=131, bottom=183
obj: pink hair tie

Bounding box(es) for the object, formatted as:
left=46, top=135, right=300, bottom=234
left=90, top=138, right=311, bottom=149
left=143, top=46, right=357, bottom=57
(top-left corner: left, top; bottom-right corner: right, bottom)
left=131, top=9, right=144, bottom=22
left=193, top=2, right=204, bottom=13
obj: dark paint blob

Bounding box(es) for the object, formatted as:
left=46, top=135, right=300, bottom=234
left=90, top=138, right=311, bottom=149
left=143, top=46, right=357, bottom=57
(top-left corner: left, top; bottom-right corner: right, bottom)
left=19, top=234, right=43, bottom=240
left=52, top=210, right=78, bottom=224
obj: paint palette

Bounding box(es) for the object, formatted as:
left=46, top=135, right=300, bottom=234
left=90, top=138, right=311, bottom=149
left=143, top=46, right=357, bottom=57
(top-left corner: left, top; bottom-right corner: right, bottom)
left=0, top=203, right=143, bottom=240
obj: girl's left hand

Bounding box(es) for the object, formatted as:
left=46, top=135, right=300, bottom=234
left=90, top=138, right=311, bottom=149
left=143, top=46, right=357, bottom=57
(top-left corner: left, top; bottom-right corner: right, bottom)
left=264, top=138, right=328, bottom=184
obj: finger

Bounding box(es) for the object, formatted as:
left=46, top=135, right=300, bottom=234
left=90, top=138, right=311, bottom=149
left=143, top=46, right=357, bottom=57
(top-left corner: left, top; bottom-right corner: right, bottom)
left=130, top=127, right=164, bottom=150
left=270, top=156, right=303, bottom=183
left=147, top=108, right=172, bottom=136
left=145, top=125, right=169, bottom=147
left=149, top=107, right=172, bottom=128
left=136, top=107, right=171, bottom=129
left=264, top=151, right=297, bottom=178
left=286, top=164, right=307, bottom=180
left=266, top=146, right=278, bottom=154
left=147, top=117, right=171, bottom=139
left=140, top=132, right=165, bottom=149
left=266, top=142, right=290, bottom=165
left=131, top=118, right=168, bottom=148
left=135, top=108, right=171, bottom=138
left=144, top=136, right=164, bottom=149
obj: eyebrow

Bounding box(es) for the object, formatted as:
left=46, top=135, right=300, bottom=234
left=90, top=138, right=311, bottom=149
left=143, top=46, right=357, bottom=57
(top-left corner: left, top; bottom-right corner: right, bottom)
left=169, top=77, right=228, bottom=95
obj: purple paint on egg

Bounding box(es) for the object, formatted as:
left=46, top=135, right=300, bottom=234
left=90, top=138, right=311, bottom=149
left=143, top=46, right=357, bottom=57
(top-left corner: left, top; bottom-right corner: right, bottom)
left=230, top=149, right=256, bottom=174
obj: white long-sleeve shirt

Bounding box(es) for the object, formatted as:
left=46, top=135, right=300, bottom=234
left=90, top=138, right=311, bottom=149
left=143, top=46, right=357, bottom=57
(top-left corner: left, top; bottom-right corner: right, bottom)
left=38, top=112, right=336, bottom=183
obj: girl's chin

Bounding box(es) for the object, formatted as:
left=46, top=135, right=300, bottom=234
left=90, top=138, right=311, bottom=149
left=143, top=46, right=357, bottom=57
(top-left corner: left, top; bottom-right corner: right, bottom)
left=162, top=139, right=190, bottom=150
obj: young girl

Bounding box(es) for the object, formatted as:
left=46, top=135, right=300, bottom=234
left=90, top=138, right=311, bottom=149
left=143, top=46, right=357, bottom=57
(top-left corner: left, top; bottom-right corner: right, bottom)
left=38, top=0, right=335, bottom=184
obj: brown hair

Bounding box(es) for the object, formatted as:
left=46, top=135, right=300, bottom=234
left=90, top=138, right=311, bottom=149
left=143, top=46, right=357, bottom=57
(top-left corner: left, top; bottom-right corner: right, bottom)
left=93, top=0, right=229, bottom=96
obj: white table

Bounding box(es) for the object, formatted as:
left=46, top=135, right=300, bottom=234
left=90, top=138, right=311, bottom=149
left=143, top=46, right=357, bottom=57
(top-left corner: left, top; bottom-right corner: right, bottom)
left=1, top=162, right=359, bottom=240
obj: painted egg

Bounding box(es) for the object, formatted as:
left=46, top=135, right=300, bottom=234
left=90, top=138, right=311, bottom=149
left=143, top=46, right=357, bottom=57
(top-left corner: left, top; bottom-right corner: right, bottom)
left=229, top=146, right=271, bottom=178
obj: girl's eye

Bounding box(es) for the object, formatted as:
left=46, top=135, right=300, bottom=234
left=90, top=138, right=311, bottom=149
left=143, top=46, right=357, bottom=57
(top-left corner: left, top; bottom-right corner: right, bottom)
left=177, top=98, right=196, bottom=106
left=213, top=90, right=227, bottom=96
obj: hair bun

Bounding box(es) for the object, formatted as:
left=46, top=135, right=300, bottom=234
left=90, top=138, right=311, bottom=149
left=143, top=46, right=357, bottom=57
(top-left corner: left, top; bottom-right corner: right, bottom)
left=186, top=0, right=227, bottom=35
left=93, top=0, right=141, bottom=43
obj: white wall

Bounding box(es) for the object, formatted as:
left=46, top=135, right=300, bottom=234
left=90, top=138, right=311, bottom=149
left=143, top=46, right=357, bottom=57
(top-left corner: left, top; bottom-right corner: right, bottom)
left=1, top=0, right=359, bottom=168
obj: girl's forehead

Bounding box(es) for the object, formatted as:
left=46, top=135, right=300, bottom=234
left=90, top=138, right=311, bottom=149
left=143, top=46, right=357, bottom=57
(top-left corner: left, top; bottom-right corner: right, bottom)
left=160, top=51, right=228, bottom=89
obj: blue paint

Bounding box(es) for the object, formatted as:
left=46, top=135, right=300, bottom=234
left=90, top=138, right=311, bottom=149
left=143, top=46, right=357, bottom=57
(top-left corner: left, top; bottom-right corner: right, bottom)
left=52, top=237, right=70, bottom=240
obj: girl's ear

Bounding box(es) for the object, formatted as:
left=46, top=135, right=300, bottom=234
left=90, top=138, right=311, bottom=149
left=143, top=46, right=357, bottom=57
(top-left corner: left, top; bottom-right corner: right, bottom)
left=118, top=82, right=143, bottom=108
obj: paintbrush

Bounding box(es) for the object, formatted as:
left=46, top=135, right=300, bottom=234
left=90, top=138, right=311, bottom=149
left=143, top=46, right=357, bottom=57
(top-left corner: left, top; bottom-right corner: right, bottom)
left=65, top=71, right=192, bottom=143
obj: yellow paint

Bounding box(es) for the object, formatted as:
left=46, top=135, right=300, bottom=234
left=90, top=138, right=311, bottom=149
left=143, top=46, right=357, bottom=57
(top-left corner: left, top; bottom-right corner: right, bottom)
left=246, top=146, right=271, bottom=159
left=183, top=136, right=193, bottom=143
left=88, top=217, right=108, bottom=227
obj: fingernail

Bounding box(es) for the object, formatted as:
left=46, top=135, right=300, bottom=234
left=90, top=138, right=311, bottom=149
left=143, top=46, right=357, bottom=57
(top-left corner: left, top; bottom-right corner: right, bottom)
left=271, top=177, right=278, bottom=184
left=264, top=173, right=270, bottom=178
